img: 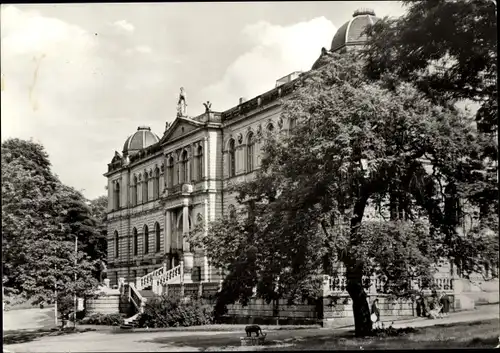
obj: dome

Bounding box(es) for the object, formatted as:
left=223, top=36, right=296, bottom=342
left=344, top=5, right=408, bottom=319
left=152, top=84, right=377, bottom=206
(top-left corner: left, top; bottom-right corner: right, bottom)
left=122, top=126, right=160, bottom=155
left=330, top=8, right=379, bottom=53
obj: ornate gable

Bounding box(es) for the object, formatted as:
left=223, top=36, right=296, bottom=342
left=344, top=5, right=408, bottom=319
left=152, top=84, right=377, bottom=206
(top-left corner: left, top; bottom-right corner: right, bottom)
left=159, top=117, right=204, bottom=145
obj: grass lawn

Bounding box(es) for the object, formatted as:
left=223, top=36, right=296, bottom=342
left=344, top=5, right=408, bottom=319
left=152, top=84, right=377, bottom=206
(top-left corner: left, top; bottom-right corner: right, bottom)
left=262, top=319, right=500, bottom=350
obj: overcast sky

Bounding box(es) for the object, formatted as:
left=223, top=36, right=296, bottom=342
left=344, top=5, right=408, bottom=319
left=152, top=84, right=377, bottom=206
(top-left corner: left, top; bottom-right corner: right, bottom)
left=1, top=2, right=406, bottom=200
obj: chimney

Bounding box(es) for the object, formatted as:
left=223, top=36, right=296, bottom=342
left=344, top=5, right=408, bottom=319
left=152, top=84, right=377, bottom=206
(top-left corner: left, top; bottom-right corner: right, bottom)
left=239, top=97, right=246, bottom=105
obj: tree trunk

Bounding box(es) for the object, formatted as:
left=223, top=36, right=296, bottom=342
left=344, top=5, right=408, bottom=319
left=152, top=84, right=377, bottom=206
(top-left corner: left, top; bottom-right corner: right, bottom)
left=346, top=269, right=372, bottom=337
left=347, top=189, right=372, bottom=336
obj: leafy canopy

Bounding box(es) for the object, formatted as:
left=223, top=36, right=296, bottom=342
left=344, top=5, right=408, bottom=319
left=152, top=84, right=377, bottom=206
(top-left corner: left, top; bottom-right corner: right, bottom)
left=2, top=138, right=102, bottom=305
left=190, top=52, right=496, bottom=312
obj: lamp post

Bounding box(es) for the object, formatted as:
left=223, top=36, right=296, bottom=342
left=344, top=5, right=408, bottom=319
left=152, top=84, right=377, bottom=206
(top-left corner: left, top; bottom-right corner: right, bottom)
left=73, top=234, right=78, bottom=329
left=54, top=265, right=58, bottom=327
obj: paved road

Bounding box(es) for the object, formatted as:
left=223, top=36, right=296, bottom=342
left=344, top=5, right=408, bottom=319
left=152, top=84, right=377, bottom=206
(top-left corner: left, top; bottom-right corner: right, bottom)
left=3, top=304, right=499, bottom=352
left=3, top=307, right=55, bottom=331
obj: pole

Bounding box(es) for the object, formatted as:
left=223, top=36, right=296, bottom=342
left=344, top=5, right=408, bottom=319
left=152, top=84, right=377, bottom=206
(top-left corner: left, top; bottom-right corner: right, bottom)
left=74, top=235, right=77, bottom=329
left=54, top=282, right=58, bottom=327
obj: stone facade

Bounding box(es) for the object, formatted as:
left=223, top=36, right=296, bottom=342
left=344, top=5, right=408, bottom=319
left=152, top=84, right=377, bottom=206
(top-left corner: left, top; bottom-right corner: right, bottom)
left=104, top=90, right=296, bottom=287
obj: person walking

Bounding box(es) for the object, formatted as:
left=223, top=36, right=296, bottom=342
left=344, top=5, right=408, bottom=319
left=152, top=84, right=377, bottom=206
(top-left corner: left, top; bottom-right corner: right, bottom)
left=371, top=298, right=381, bottom=329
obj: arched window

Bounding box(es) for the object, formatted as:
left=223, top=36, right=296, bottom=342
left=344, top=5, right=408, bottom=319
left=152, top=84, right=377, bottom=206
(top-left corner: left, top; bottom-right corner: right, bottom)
left=246, top=132, right=255, bottom=173
left=181, top=150, right=189, bottom=183
left=155, top=222, right=161, bottom=253
left=143, top=225, right=149, bottom=254
left=153, top=168, right=160, bottom=199
left=133, top=228, right=138, bottom=256
left=143, top=172, right=149, bottom=203
left=132, top=176, right=138, bottom=206
left=168, top=156, right=174, bottom=188
left=197, top=146, right=203, bottom=181
left=228, top=139, right=236, bottom=177
left=114, top=182, right=120, bottom=209
left=114, top=231, right=119, bottom=258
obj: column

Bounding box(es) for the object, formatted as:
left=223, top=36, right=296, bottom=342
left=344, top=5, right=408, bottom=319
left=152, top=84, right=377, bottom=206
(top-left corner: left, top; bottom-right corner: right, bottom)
left=182, top=203, right=190, bottom=252
left=203, top=136, right=208, bottom=180
left=182, top=200, right=193, bottom=282
left=203, top=199, right=209, bottom=282
left=190, top=143, right=195, bottom=183
left=174, top=152, right=179, bottom=185
left=122, top=172, right=129, bottom=208
left=165, top=210, right=171, bottom=257
left=163, top=153, right=168, bottom=193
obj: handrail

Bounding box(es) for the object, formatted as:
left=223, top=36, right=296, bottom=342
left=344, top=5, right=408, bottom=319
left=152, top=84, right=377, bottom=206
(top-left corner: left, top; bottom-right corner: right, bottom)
left=158, top=265, right=181, bottom=285
left=139, top=266, right=166, bottom=290
left=138, top=264, right=182, bottom=291
left=129, top=282, right=146, bottom=313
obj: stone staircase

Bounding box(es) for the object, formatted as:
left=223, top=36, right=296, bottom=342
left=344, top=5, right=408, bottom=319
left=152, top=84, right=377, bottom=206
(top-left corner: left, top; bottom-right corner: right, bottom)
left=136, top=264, right=183, bottom=294
left=122, top=264, right=183, bottom=329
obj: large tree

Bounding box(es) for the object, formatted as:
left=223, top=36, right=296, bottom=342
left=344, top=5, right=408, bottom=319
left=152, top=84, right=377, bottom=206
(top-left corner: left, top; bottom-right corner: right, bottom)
left=2, top=138, right=100, bottom=306
left=362, top=0, right=498, bottom=225
left=189, top=53, right=498, bottom=336
left=362, top=0, right=497, bottom=134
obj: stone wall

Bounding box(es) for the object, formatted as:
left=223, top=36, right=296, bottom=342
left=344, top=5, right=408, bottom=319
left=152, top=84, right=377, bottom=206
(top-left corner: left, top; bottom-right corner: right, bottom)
left=158, top=282, right=440, bottom=326
left=86, top=294, right=121, bottom=315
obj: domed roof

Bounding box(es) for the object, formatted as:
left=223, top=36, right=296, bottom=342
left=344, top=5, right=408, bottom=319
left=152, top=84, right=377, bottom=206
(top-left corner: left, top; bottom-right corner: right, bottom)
left=331, top=9, right=379, bottom=53
left=122, top=126, right=160, bottom=155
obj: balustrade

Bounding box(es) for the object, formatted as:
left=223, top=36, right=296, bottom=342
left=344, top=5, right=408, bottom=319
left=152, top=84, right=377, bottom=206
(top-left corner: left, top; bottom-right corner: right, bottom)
left=129, top=283, right=146, bottom=313
left=327, top=273, right=453, bottom=294
left=137, top=264, right=182, bottom=293
left=158, top=265, right=181, bottom=285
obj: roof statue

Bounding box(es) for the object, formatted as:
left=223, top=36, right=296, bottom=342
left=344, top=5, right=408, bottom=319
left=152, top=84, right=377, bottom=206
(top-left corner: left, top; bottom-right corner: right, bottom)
left=177, top=87, right=187, bottom=117
left=165, top=121, right=170, bottom=133
left=203, top=101, right=212, bottom=113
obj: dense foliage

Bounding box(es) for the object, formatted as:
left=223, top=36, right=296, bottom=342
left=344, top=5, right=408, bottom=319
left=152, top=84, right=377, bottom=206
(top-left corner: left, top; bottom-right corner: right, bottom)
left=189, top=47, right=497, bottom=336
left=136, top=296, right=214, bottom=328
left=79, top=313, right=124, bottom=326
left=362, top=0, right=498, bottom=224
left=1, top=138, right=104, bottom=309
left=362, top=0, right=497, bottom=134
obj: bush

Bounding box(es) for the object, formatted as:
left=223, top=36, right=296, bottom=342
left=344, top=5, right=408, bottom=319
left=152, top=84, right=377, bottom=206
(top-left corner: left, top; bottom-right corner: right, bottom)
left=79, top=313, right=124, bottom=326
left=371, top=326, right=417, bottom=337
left=136, top=295, right=214, bottom=328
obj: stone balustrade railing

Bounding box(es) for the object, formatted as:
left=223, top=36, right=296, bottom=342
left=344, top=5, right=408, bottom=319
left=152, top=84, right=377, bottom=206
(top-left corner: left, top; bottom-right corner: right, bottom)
left=157, top=265, right=182, bottom=286
left=138, top=265, right=167, bottom=290
left=327, top=274, right=454, bottom=294
left=129, top=282, right=146, bottom=313
left=136, top=263, right=183, bottom=293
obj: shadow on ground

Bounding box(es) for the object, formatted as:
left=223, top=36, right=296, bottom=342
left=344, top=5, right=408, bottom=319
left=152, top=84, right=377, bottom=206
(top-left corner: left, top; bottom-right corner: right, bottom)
left=140, top=319, right=500, bottom=351
left=142, top=329, right=356, bottom=351
left=3, top=328, right=96, bottom=345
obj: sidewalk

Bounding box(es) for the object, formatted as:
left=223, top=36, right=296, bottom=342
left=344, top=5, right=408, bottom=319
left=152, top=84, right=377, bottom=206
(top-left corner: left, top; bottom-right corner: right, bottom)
left=390, top=304, right=499, bottom=329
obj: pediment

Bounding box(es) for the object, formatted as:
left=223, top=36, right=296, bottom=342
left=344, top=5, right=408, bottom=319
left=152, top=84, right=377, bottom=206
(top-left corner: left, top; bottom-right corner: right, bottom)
left=159, top=117, right=204, bottom=145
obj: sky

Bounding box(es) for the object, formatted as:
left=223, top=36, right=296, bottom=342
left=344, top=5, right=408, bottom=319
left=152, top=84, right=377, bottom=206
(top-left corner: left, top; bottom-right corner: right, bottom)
left=1, top=2, right=406, bottom=200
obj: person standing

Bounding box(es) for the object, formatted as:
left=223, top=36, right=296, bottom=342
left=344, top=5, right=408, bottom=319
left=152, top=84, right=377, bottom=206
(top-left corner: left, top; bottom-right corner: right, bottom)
left=371, top=298, right=381, bottom=329
left=440, top=291, right=450, bottom=317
